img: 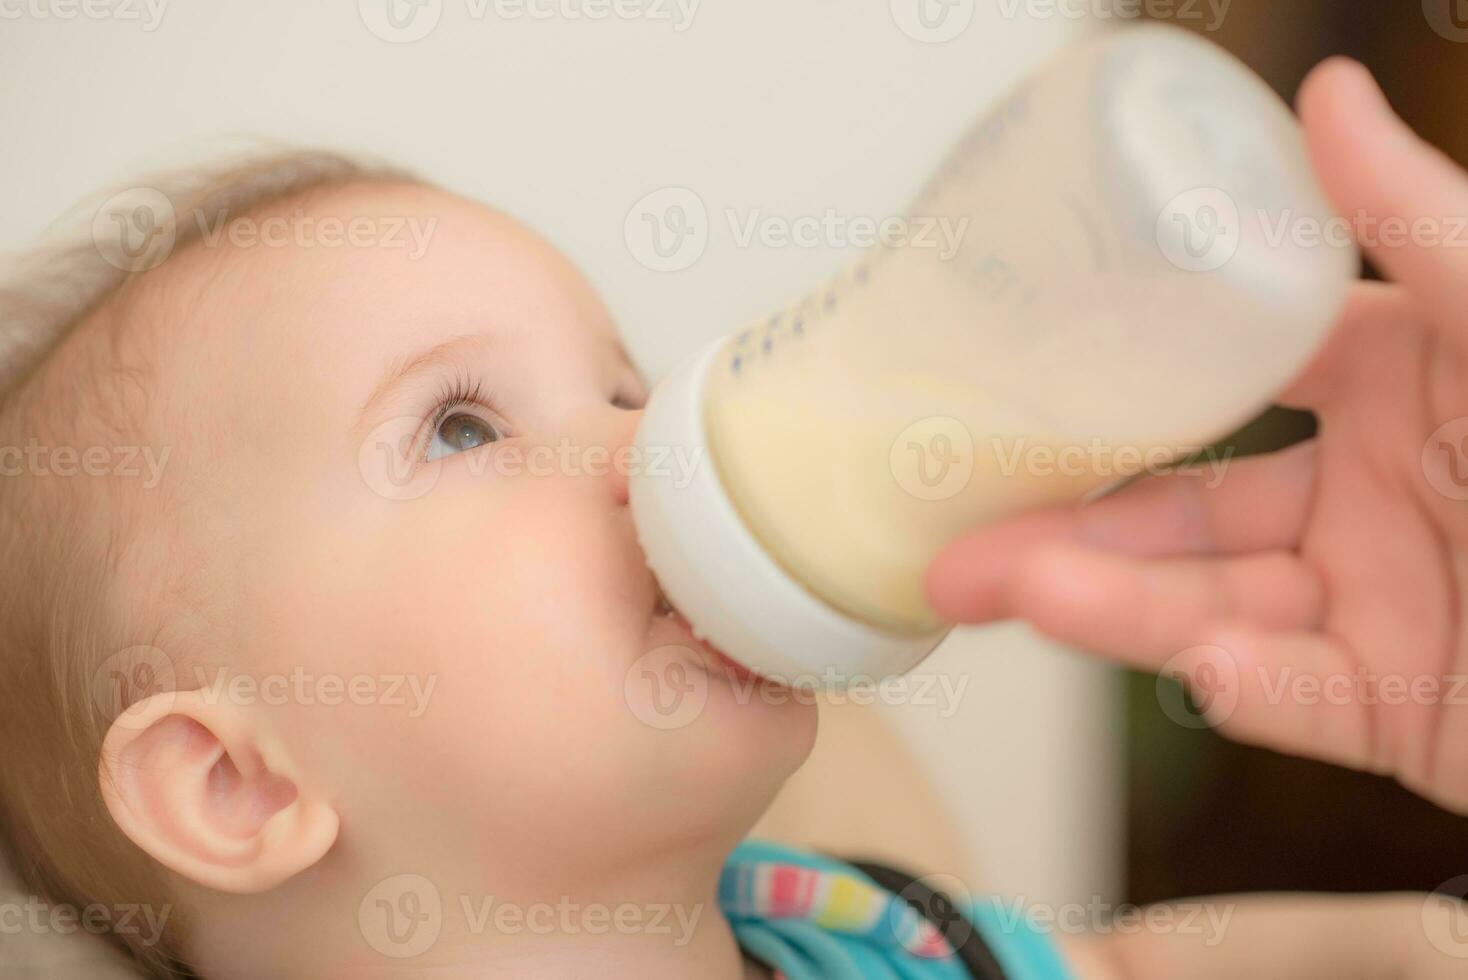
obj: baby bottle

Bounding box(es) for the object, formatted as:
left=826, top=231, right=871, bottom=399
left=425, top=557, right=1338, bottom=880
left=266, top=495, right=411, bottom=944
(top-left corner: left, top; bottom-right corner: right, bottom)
left=629, top=23, right=1358, bottom=686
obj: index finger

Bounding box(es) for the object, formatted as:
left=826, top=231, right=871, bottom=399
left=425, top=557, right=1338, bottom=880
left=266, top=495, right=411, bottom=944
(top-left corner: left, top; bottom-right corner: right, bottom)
left=925, top=441, right=1317, bottom=623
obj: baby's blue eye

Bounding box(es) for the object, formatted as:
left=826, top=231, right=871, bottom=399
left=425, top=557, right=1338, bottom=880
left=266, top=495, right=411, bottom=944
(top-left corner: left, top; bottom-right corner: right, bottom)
left=426, top=412, right=501, bottom=461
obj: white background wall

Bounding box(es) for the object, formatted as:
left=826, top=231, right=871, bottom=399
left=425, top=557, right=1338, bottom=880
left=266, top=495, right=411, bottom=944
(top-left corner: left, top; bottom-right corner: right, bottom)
left=0, top=0, right=1119, bottom=908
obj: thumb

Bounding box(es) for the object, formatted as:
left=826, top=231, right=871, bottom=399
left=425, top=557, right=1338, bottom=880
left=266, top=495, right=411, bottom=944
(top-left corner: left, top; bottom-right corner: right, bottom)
left=1298, top=57, right=1468, bottom=347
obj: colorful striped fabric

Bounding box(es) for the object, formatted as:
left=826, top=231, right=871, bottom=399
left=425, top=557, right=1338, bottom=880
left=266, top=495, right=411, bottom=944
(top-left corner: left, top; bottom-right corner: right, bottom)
left=720, top=840, right=1076, bottom=980
left=720, top=848, right=954, bottom=961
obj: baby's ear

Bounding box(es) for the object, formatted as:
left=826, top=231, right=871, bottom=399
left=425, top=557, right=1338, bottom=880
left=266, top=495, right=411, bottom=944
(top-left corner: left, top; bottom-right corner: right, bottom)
left=98, top=689, right=339, bottom=893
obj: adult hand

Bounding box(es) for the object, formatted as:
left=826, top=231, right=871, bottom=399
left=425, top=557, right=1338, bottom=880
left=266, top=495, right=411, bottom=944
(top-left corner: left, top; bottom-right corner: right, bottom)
left=927, top=59, right=1468, bottom=814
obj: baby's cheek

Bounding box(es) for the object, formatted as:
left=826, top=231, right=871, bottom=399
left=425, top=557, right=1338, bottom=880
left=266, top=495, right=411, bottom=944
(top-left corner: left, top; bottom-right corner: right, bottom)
left=492, top=487, right=647, bottom=638
left=325, top=466, right=641, bottom=694
left=384, top=476, right=644, bottom=683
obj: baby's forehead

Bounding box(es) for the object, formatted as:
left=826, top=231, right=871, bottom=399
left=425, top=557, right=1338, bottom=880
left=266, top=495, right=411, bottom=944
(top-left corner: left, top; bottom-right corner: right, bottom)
left=80, top=181, right=624, bottom=445
left=122, top=179, right=615, bottom=368
left=168, top=181, right=581, bottom=309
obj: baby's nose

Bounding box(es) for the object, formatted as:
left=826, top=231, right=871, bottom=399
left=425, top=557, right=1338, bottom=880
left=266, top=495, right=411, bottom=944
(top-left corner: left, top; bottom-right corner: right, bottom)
left=600, top=406, right=641, bottom=507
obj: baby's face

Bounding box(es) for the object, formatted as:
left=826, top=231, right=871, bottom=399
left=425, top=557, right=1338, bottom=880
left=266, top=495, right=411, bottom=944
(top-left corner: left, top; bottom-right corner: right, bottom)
left=144, top=183, right=815, bottom=896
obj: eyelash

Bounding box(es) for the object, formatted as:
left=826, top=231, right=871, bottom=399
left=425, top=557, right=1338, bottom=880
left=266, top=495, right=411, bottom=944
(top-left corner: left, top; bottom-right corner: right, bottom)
left=418, top=370, right=643, bottom=460
left=422, top=372, right=505, bottom=459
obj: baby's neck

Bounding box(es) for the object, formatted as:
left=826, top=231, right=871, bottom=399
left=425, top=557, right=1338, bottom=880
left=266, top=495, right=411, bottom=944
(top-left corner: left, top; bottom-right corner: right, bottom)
left=192, top=838, right=767, bottom=980
left=330, top=902, right=763, bottom=980
left=345, top=916, right=761, bottom=979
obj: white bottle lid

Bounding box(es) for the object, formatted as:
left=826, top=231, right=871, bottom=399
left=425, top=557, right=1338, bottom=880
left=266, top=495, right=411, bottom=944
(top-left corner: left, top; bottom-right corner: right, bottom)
left=630, top=339, right=948, bottom=689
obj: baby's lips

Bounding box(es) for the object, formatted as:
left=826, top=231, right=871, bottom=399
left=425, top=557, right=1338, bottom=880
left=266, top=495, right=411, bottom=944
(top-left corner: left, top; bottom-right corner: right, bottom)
left=672, top=609, right=765, bottom=686
left=649, top=592, right=765, bottom=686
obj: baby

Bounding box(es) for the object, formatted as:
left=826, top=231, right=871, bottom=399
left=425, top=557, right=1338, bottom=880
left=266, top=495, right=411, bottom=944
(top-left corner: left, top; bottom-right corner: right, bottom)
left=0, top=152, right=1462, bottom=980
